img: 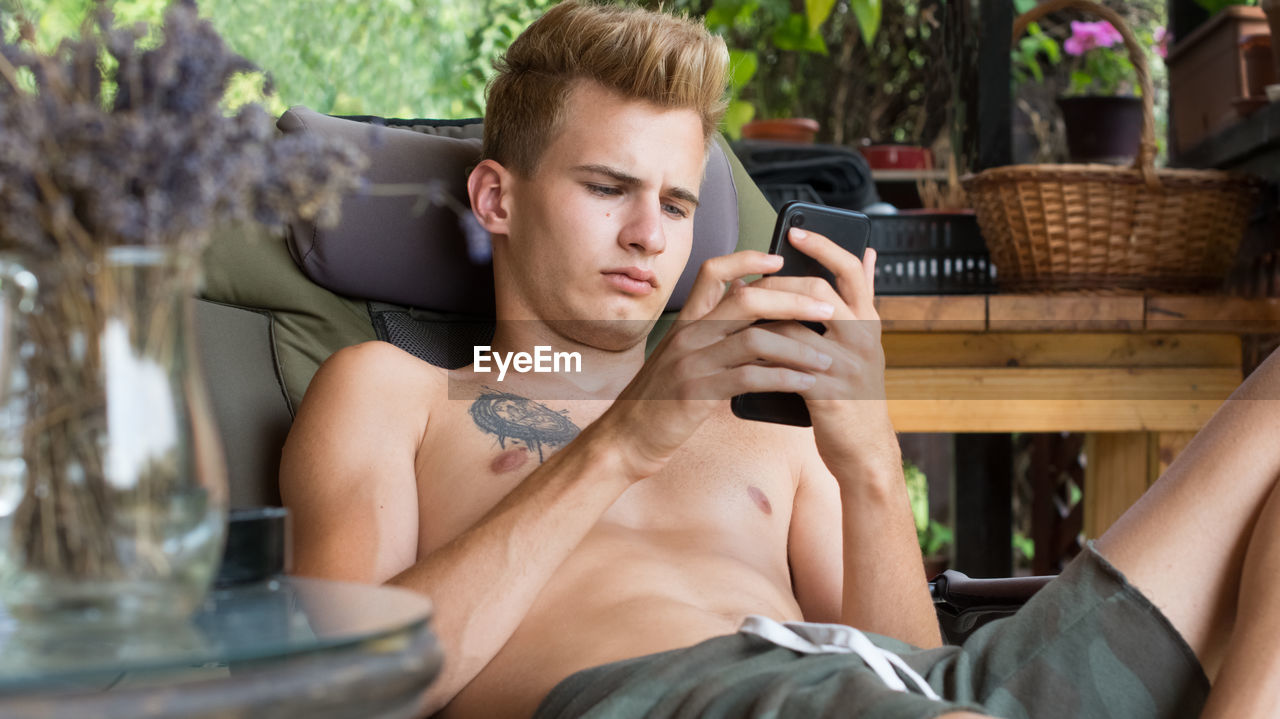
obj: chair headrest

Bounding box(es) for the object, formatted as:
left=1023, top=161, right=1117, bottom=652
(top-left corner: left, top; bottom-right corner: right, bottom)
left=278, top=106, right=739, bottom=314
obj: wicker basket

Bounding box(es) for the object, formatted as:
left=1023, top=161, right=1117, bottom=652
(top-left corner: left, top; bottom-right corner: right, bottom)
left=963, top=0, right=1260, bottom=294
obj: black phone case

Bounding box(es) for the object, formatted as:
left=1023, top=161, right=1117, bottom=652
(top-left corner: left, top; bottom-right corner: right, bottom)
left=730, top=202, right=870, bottom=427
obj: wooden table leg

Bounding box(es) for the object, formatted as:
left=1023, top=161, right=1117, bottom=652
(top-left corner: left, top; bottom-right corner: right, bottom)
left=1083, top=432, right=1150, bottom=539
left=953, top=434, right=1013, bottom=578
left=1148, top=431, right=1198, bottom=485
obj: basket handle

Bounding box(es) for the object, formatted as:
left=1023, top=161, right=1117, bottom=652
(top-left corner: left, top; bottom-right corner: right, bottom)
left=1012, top=0, right=1159, bottom=187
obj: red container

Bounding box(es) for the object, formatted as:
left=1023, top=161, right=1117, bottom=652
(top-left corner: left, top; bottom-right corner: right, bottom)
left=860, top=145, right=934, bottom=170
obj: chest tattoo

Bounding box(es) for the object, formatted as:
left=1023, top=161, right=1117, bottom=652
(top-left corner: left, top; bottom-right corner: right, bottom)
left=469, top=386, right=581, bottom=462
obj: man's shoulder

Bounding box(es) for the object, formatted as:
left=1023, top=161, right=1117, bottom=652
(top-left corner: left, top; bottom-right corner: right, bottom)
left=306, top=340, right=447, bottom=411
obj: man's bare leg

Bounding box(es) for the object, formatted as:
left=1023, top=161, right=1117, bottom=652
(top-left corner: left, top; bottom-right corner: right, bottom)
left=1095, top=347, right=1280, bottom=676
left=1200, top=477, right=1280, bottom=718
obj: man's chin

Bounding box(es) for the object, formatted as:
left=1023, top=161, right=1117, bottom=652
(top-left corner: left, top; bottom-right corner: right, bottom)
left=544, top=316, right=658, bottom=352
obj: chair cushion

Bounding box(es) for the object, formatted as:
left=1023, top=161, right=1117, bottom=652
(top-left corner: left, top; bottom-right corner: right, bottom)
left=276, top=105, right=740, bottom=313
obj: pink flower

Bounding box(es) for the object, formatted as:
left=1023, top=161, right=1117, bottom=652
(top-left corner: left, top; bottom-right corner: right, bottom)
left=1154, top=26, right=1168, bottom=59
left=1065, top=20, right=1123, bottom=56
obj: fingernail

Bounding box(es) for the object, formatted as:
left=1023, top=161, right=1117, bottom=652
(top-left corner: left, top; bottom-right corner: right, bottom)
left=814, top=352, right=833, bottom=369
left=813, top=302, right=835, bottom=317
left=798, top=374, right=816, bottom=388
left=789, top=228, right=808, bottom=240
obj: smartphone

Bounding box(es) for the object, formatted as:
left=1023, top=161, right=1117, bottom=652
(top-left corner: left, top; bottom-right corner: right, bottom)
left=730, top=201, right=871, bottom=427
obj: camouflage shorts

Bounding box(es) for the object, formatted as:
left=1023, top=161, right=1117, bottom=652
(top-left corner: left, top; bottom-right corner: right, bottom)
left=533, top=542, right=1209, bottom=719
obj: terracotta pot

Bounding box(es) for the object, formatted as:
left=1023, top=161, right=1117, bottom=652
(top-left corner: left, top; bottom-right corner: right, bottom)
left=1241, top=34, right=1276, bottom=98
left=1264, top=0, right=1280, bottom=79
left=740, top=118, right=820, bottom=143
left=1056, top=95, right=1144, bottom=164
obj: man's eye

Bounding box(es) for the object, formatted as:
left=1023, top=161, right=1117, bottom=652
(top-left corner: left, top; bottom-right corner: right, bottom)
left=586, top=184, right=621, bottom=197
left=663, top=203, right=689, bottom=219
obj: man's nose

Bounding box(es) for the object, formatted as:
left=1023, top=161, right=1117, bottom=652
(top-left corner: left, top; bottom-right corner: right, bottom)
left=618, top=199, right=666, bottom=255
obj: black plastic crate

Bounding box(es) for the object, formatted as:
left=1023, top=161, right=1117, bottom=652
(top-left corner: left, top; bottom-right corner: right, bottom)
left=868, top=213, right=996, bottom=295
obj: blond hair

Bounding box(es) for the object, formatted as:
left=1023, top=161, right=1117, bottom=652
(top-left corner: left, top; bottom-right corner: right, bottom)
left=483, top=1, right=729, bottom=176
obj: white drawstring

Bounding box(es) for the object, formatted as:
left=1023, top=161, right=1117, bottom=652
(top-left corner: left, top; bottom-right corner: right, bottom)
left=739, top=615, right=941, bottom=700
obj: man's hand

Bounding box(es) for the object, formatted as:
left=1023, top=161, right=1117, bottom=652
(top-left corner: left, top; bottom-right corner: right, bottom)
left=594, top=250, right=838, bottom=482
left=755, top=228, right=899, bottom=482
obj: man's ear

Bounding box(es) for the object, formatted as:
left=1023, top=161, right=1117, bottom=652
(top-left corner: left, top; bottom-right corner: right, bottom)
left=467, top=159, right=514, bottom=237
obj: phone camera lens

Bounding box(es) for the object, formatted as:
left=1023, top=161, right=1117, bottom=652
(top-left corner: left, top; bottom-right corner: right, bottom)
left=792, top=214, right=806, bottom=228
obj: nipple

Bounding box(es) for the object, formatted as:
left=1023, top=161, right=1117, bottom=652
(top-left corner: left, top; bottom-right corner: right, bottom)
left=491, top=447, right=530, bottom=474
left=748, top=486, right=773, bottom=516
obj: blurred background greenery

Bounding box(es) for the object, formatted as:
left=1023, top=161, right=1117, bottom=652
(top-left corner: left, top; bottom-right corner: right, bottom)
left=2, top=0, right=1168, bottom=165
left=1, top=0, right=551, bottom=118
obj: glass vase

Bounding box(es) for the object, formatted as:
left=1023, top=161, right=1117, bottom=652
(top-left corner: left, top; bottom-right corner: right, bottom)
left=0, top=245, right=227, bottom=630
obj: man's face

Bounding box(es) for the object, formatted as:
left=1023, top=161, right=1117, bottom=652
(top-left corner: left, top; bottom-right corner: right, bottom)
left=497, top=80, right=705, bottom=350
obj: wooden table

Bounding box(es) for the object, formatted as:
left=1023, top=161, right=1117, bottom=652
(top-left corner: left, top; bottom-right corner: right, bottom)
left=875, top=294, right=1280, bottom=544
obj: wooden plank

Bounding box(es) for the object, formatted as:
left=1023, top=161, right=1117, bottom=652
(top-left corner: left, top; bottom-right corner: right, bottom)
left=1084, top=433, right=1150, bottom=538
left=1145, top=296, right=1280, bottom=333
left=988, top=295, right=1144, bottom=331
left=887, top=399, right=1224, bottom=433
left=883, top=367, right=1240, bottom=400
left=882, top=333, right=1241, bottom=368
left=1147, top=431, right=1198, bottom=487
left=874, top=296, right=986, bottom=332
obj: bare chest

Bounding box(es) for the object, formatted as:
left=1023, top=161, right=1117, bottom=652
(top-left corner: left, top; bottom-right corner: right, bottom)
left=413, top=391, right=798, bottom=557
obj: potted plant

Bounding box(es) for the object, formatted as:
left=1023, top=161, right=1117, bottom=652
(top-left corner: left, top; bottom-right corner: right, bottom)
left=1053, top=19, right=1166, bottom=164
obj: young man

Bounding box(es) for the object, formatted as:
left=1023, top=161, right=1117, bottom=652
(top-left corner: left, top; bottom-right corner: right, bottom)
left=280, top=3, right=1280, bottom=718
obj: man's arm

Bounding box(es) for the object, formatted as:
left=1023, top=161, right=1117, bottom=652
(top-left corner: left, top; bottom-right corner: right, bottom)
left=765, top=229, right=940, bottom=648
left=282, top=342, right=423, bottom=585
left=788, top=431, right=939, bottom=647
left=786, top=433, right=843, bottom=624
left=282, top=342, right=636, bottom=714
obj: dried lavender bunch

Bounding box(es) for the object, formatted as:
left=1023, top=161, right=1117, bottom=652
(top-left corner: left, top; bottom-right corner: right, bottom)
left=0, top=0, right=367, bottom=262
left=0, top=1, right=366, bottom=597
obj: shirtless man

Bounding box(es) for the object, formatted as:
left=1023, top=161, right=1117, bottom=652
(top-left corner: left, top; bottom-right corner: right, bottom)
left=280, top=3, right=1280, bottom=718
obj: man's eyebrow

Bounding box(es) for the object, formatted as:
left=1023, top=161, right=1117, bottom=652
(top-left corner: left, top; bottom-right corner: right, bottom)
left=572, top=163, right=700, bottom=208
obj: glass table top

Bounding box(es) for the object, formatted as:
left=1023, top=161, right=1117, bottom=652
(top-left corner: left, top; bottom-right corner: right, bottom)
left=0, top=577, right=435, bottom=692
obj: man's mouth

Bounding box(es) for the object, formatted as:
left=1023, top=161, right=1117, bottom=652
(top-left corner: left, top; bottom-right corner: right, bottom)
left=602, top=267, right=656, bottom=296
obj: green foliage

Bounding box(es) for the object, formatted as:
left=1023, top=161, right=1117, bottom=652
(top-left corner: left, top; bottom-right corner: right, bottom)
left=704, top=0, right=880, bottom=138
left=1012, top=22, right=1060, bottom=85
left=1012, top=531, right=1035, bottom=563
left=458, top=0, right=556, bottom=116
left=847, top=0, right=880, bottom=46
left=4, top=0, right=548, bottom=119
left=1193, top=0, right=1256, bottom=14
left=904, top=460, right=953, bottom=558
